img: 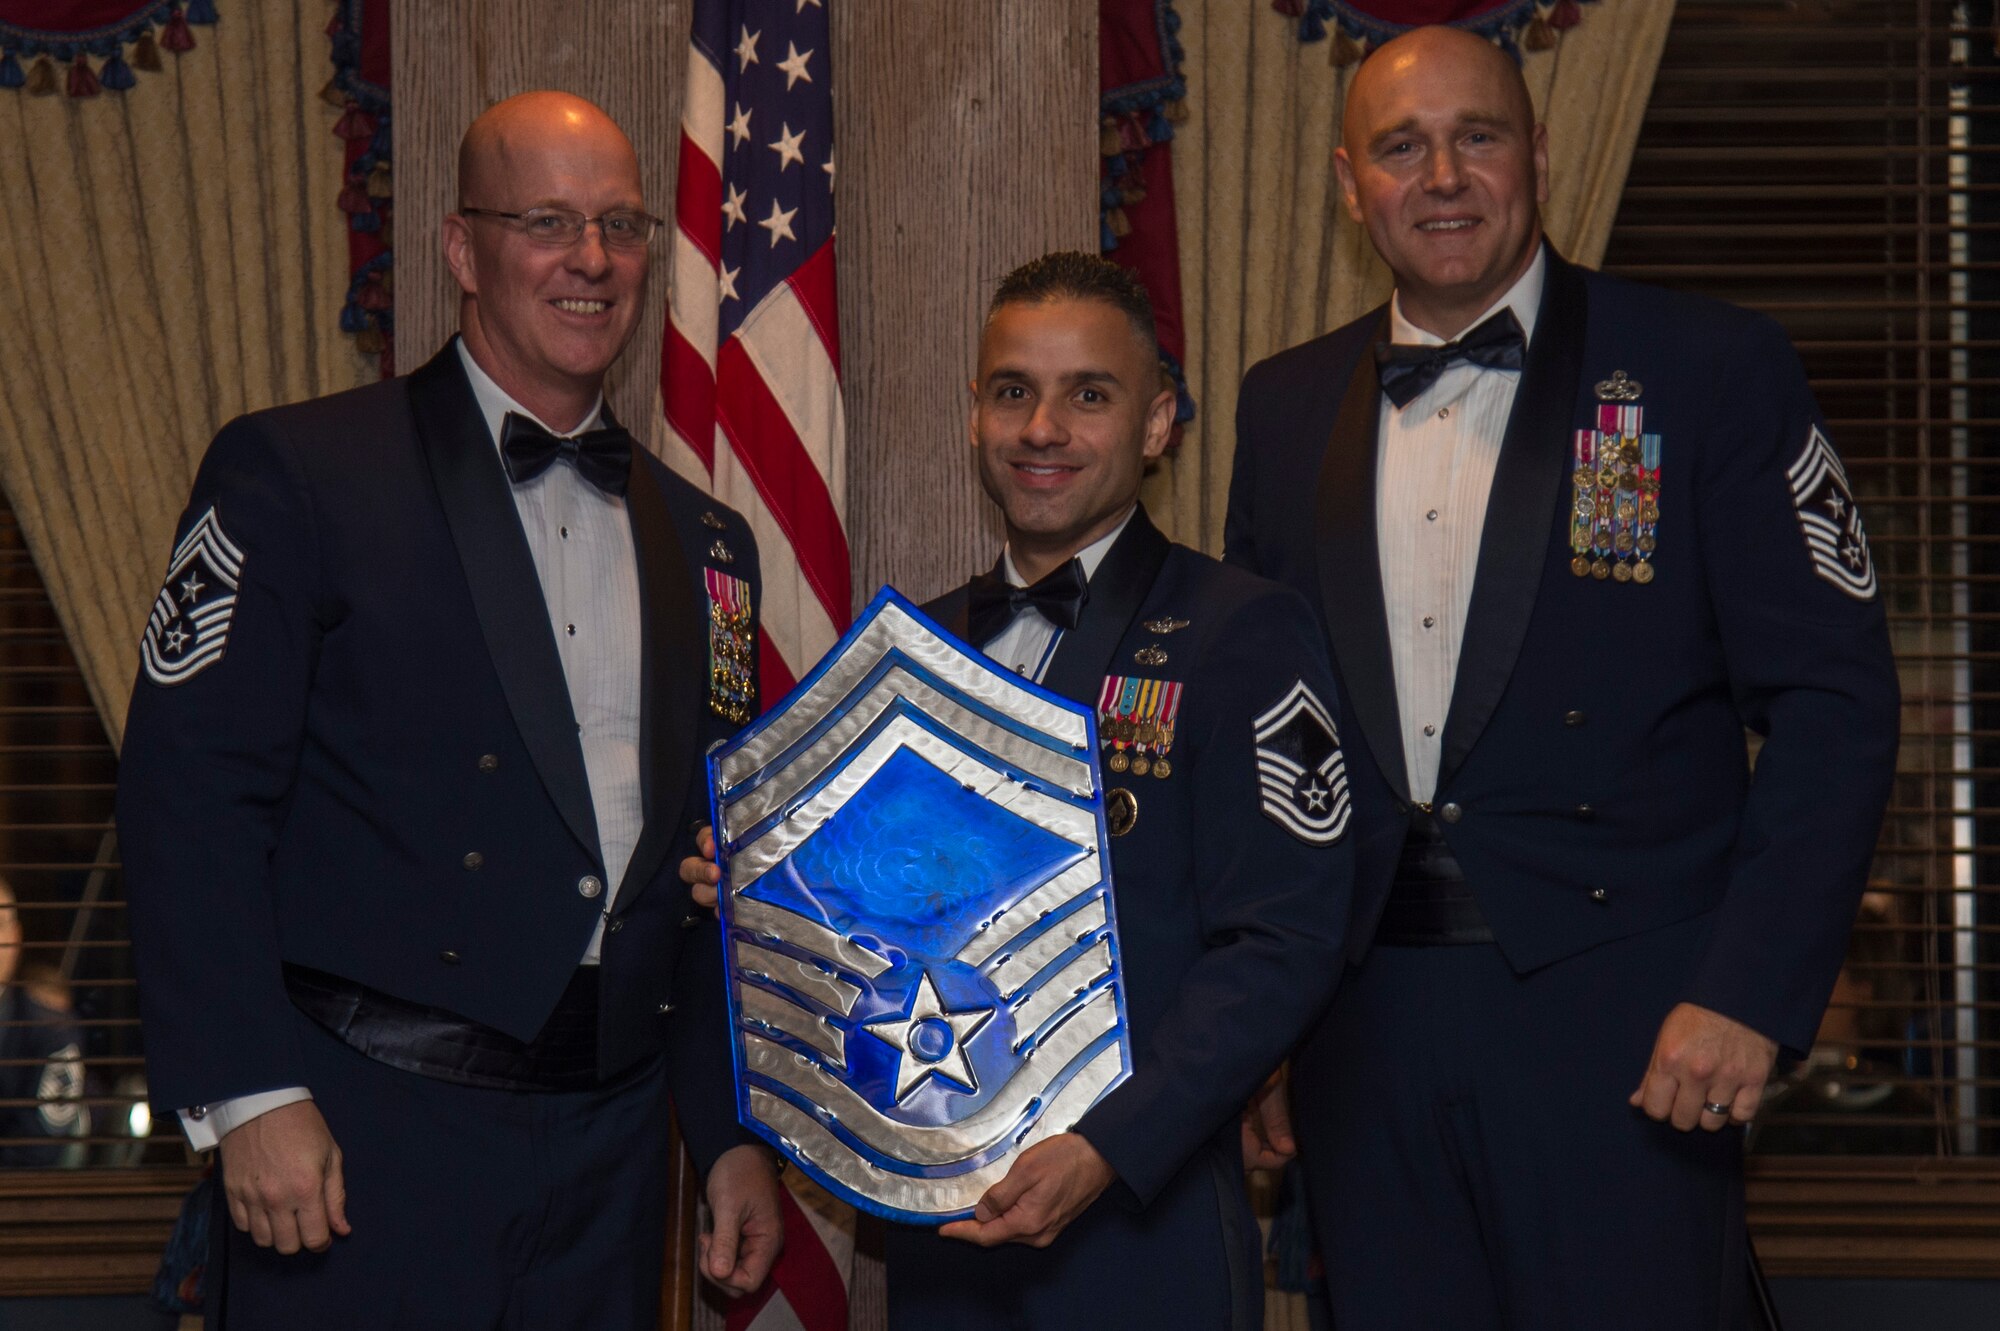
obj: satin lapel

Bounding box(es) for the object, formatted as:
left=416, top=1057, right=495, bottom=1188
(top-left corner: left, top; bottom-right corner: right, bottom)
left=617, top=451, right=702, bottom=905
left=410, top=343, right=600, bottom=862
left=1438, top=251, right=1589, bottom=786
left=1040, top=508, right=1171, bottom=708
left=1313, top=311, right=1411, bottom=804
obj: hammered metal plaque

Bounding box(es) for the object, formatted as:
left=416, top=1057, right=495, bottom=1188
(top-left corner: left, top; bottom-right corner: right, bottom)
left=708, top=588, right=1132, bottom=1222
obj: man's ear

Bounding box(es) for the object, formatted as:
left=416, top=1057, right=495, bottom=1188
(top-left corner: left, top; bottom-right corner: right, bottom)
left=1333, top=148, right=1364, bottom=225
left=443, top=214, right=477, bottom=296
left=967, top=378, right=981, bottom=450
left=1141, top=380, right=1176, bottom=462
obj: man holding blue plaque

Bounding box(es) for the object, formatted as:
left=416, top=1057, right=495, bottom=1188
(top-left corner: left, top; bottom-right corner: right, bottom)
left=892, top=252, right=1355, bottom=1328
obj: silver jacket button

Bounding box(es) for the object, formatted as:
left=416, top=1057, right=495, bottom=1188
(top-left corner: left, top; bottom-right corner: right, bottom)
left=577, top=875, right=603, bottom=899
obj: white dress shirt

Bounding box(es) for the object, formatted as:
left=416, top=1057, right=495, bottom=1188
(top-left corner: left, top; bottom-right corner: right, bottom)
left=981, top=508, right=1134, bottom=683
left=1376, top=249, right=1545, bottom=804
left=178, top=341, right=646, bottom=1149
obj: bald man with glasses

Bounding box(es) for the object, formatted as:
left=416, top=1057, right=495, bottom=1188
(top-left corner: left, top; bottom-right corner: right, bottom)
left=120, top=91, right=781, bottom=1328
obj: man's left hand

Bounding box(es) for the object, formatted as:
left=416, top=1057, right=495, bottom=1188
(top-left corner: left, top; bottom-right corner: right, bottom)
left=701, top=1144, right=785, bottom=1295
left=679, top=825, right=721, bottom=911
left=1630, top=1001, right=1778, bottom=1131
left=937, top=1133, right=1115, bottom=1249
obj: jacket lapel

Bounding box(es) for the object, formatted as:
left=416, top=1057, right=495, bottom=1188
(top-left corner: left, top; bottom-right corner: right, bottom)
left=1312, top=309, right=1412, bottom=804
left=1040, top=507, right=1172, bottom=707
left=1437, top=248, right=1589, bottom=787
left=410, top=342, right=601, bottom=862
left=615, top=446, right=703, bottom=904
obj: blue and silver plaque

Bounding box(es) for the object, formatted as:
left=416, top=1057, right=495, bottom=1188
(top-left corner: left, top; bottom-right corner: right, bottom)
left=707, top=588, right=1131, bottom=1223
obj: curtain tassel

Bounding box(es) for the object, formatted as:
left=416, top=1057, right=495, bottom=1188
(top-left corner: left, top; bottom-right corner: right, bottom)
left=1522, top=14, right=1557, bottom=51
left=338, top=180, right=373, bottom=215
left=1166, top=97, right=1189, bottom=124
left=161, top=10, right=196, bottom=54
left=365, top=163, right=392, bottom=199
left=67, top=55, right=100, bottom=98
left=132, top=32, right=162, bottom=72
left=0, top=54, right=22, bottom=90
left=334, top=102, right=374, bottom=140
left=1120, top=183, right=1147, bottom=207
left=318, top=76, right=347, bottom=108
left=355, top=326, right=386, bottom=356
left=99, top=53, right=137, bottom=91
left=1100, top=117, right=1123, bottom=158
left=356, top=280, right=392, bottom=313
left=1548, top=0, right=1583, bottom=30
left=1298, top=13, right=1328, bottom=43
left=184, top=0, right=220, bottom=24
left=1107, top=206, right=1133, bottom=239
left=24, top=56, right=55, bottom=95
left=1331, top=30, right=1365, bottom=68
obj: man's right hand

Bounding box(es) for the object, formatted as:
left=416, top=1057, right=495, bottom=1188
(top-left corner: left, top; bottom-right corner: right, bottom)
left=217, top=1099, right=351, bottom=1253
left=679, top=824, right=722, bottom=910
left=1241, top=1066, right=1296, bottom=1172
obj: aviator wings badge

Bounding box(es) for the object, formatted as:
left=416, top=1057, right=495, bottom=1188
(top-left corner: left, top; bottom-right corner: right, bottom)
left=708, top=588, right=1132, bottom=1223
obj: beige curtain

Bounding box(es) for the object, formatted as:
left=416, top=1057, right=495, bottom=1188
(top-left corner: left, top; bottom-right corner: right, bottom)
left=0, top=2, right=370, bottom=745
left=1148, top=0, right=1677, bottom=554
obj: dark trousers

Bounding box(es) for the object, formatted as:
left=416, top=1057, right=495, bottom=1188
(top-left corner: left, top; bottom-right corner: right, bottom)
left=206, top=1009, right=674, bottom=1331
left=1295, top=912, right=1748, bottom=1331
left=884, top=1140, right=1259, bottom=1331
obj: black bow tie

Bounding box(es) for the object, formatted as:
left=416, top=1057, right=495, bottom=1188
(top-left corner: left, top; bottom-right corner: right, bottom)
left=1373, top=309, right=1528, bottom=409
left=967, top=558, right=1089, bottom=647
left=499, top=412, right=633, bottom=496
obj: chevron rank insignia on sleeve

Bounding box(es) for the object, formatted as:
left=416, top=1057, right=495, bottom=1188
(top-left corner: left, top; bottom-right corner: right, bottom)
left=1253, top=681, right=1350, bottom=846
left=140, top=506, right=243, bottom=687
left=1787, top=425, right=1877, bottom=601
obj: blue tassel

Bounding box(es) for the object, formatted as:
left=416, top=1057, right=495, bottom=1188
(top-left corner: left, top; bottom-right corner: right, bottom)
left=1101, top=183, right=1124, bottom=210
left=339, top=303, right=370, bottom=334
left=1267, top=1165, right=1315, bottom=1292
left=1148, top=109, right=1173, bottom=143
left=350, top=212, right=382, bottom=235
left=185, top=0, right=220, bottom=25
left=0, top=54, right=22, bottom=89
left=99, top=54, right=136, bottom=90
left=1299, top=13, right=1327, bottom=42
left=1100, top=219, right=1119, bottom=253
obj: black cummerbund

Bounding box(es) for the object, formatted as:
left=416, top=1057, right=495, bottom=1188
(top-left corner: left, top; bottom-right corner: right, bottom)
left=284, top=963, right=601, bottom=1091
left=1373, top=809, right=1496, bottom=946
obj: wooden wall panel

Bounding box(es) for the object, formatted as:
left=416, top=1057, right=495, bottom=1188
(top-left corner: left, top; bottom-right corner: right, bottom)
left=831, top=3, right=1099, bottom=604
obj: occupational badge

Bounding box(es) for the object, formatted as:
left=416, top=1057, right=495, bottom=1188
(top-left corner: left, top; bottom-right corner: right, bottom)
left=707, top=589, right=1132, bottom=1222
left=140, top=506, right=243, bottom=687
left=1787, top=424, right=1876, bottom=601
left=706, top=569, right=756, bottom=724
left=1253, top=680, right=1349, bottom=845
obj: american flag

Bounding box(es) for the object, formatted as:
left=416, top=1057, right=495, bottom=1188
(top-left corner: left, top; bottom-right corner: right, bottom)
left=665, top=2, right=852, bottom=1327
left=663, top=0, right=849, bottom=705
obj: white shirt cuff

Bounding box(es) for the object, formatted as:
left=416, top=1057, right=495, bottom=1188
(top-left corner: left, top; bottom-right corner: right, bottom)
left=178, top=1086, right=313, bottom=1151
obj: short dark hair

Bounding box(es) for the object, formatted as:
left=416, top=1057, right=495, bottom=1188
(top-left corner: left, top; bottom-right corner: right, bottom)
left=987, top=251, right=1159, bottom=356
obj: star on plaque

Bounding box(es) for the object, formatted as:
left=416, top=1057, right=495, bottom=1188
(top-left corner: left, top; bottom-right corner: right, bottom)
left=863, top=970, right=993, bottom=1100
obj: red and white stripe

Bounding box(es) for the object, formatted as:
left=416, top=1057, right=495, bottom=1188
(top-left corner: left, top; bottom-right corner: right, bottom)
left=660, top=32, right=849, bottom=702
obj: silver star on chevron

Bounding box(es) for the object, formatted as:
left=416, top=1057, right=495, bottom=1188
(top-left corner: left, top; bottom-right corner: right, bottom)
left=863, top=970, right=992, bottom=1100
